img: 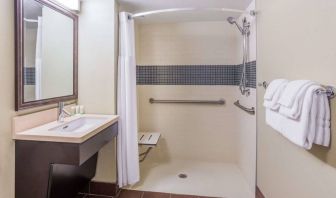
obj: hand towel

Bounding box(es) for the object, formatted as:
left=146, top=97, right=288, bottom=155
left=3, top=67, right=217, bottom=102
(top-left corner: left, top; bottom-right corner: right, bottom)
left=323, top=95, right=331, bottom=146
left=314, top=95, right=330, bottom=147
left=279, top=81, right=317, bottom=119
left=278, top=80, right=313, bottom=108
left=263, top=80, right=288, bottom=110
left=264, top=79, right=289, bottom=100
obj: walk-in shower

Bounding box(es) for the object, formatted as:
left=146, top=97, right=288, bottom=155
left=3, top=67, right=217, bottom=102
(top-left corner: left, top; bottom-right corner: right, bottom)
left=118, top=2, right=257, bottom=197
left=227, top=16, right=251, bottom=96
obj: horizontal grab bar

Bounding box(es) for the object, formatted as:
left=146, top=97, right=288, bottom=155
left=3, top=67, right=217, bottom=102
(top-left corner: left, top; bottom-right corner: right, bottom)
left=149, top=98, right=225, bottom=105
left=234, top=100, right=255, bottom=115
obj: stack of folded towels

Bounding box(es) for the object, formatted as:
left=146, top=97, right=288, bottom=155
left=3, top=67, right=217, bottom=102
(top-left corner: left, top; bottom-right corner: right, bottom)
left=264, top=79, right=331, bottom=150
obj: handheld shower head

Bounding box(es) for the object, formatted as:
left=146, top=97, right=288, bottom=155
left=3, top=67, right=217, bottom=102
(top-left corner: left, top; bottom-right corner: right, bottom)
left=226, top=16, right=244, bottom=34
left=227, top=17, right=236, bottom=24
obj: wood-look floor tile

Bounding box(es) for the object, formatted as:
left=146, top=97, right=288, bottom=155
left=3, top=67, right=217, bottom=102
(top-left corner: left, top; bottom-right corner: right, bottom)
left=90, top=181, right=117, bottom=196
left=118, top=190, right=144, bottom=198
left=87, top=196, right=112, bottom=198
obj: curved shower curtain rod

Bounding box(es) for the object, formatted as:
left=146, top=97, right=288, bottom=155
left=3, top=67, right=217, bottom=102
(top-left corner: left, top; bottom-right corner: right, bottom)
left=131, top=8, right=256, bottom=18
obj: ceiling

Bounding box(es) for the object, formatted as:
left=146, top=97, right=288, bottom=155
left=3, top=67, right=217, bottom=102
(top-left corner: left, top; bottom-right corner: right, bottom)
left=118, top=0, right=253, bottom=23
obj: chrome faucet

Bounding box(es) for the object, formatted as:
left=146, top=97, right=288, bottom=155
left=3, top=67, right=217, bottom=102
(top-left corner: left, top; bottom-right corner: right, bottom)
left=57, top=102, right=71, bottom=122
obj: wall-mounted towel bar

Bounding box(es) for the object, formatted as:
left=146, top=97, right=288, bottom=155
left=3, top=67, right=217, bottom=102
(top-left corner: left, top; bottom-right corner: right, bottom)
left=258, top=81, right=336, bottom=99
left=149, top=98, right=225, bottom=105
left=234, top=100, right=255, bottom=115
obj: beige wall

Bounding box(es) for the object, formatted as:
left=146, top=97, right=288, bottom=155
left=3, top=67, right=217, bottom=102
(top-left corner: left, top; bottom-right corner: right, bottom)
left=78, top=0, right=118, bottom=183
left=0, top=1, right=16, bottom=197
left=257, top=0, right=336, bottom=197
left=136, top=21, right=241, bottom=65
left=138, top=85, right=240, bottom=163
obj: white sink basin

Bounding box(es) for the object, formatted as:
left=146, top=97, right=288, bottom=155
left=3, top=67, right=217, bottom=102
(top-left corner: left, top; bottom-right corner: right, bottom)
left=13, top=114, right=119, bottom=143
left=49, top=117, right=108, bottom=133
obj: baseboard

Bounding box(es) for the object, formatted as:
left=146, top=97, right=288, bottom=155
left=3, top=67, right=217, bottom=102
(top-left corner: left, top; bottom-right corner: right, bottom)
left=256, top=186, right=265, bottom=198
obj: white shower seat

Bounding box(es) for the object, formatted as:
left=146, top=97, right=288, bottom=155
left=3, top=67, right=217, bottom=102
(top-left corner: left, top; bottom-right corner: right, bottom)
left=138, top=132, right=161, bottom=162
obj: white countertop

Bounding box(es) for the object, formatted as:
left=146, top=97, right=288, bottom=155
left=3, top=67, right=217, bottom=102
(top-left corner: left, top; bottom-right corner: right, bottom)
left=13, top=114, right=119, bottom=143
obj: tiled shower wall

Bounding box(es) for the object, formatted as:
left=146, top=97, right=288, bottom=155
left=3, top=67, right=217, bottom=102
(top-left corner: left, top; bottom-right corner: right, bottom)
left=137, top=61, right=256, bottom=88
left=136, top=20, right=256, bottom=161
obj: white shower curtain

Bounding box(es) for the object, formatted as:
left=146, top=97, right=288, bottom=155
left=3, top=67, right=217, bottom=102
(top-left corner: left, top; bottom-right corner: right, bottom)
left=35, top=16, right=42, bottom=100
left=117, top=12, right=140, bottom=187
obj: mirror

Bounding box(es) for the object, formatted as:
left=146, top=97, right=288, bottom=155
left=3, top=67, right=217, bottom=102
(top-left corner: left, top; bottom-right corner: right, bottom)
left=15, top=0, right=78, bottom=110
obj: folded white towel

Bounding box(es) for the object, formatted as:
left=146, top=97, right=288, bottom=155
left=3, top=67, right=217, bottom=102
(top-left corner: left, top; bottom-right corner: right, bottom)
left=278, top=80, right=313, bottom=108
left=263, top=79, right=288, bottom=110
left=264, top=79, right=289, bottom=100
left=313, top=95, right=330, bottom=146
left=266, top=85, right=331, bottom=149
left=323, top=95, right=331, bottom=146
left=279, top=81, right=317, bottom=119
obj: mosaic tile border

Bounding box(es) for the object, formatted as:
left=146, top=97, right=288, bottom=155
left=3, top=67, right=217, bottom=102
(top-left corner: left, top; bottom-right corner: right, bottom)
left=137, top=61, right=256, bottom=88
left=24, top=67, right=35, bottom=85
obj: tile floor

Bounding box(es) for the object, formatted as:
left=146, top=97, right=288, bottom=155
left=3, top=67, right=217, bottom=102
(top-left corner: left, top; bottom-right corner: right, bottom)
left=77, top=189, right=217, bottom=198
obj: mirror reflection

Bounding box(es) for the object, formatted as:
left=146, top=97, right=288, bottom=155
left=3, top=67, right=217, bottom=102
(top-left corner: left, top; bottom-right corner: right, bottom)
left=23, top=0, right=74, bottom=102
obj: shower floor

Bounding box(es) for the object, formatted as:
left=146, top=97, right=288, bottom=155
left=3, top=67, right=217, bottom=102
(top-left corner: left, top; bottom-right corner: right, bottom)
left=125, top=160, right=254, bottom=198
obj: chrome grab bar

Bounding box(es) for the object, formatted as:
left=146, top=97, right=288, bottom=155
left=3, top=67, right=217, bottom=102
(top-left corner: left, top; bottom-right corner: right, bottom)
left=149, top=98, right=225, bottom=105
left=234, top=100, right=255, bottom=115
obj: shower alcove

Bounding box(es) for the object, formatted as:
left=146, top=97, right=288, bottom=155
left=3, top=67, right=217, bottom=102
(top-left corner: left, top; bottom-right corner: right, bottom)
left=120, top=1, right=257, bottom=197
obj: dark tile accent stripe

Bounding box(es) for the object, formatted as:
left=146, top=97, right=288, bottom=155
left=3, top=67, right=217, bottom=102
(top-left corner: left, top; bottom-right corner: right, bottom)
left=136, top=61, right=256, bottom=88
left=24, top=67, right=35, bottom=85
left=237, top=61, right=257, bottom=88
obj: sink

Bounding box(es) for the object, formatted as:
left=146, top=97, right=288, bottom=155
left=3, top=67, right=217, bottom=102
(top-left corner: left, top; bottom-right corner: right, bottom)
left=13, top=114, right=119, bottom=143
left=49, top=117, right=108, bottom=133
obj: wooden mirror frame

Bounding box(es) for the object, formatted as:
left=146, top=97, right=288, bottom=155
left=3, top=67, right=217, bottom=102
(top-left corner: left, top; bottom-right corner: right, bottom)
left=15, top=0, right=78, bottom=111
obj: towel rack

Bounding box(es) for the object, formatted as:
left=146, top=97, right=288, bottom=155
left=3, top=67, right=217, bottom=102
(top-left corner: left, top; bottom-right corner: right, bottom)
left=234, top=100, right=255, bottom=115
left=258, top=81, right=336, bottom=99
left=149, top=98, right=225, bottom=105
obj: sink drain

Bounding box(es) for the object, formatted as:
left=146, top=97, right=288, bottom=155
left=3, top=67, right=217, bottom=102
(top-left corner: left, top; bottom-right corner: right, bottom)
left=178, top=173, right=188, bottom=179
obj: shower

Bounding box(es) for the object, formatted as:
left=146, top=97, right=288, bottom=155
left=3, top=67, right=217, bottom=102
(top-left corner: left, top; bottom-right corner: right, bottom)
left=227, top=16, right=250, bottom=96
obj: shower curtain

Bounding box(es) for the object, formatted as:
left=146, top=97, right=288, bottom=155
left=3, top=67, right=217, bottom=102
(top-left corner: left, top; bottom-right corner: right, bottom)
left=117, top=12, right=140, bottom=187
left=35, top=16, right=42, bottom=100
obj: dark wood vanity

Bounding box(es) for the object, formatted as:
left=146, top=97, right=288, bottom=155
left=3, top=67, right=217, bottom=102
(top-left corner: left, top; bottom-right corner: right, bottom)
left=15, top=122, right=118, bottom=198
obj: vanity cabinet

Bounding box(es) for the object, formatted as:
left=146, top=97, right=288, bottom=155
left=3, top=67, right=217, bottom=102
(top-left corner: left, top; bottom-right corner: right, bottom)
left=15, top=122, right=118, bottom=198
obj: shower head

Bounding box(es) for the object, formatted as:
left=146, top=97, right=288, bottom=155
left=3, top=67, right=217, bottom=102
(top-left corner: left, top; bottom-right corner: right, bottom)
left=227, top=17, right=236, bottom=24
left=226, top=16, right=244, bottom=34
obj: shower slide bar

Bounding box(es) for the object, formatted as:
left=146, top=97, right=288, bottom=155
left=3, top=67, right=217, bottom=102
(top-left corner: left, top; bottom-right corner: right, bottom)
left=258, top=81, right=336, bottom=99
left=149, top=98, right=225, bottom=105
left=234, top=100, right=255, bottom=115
